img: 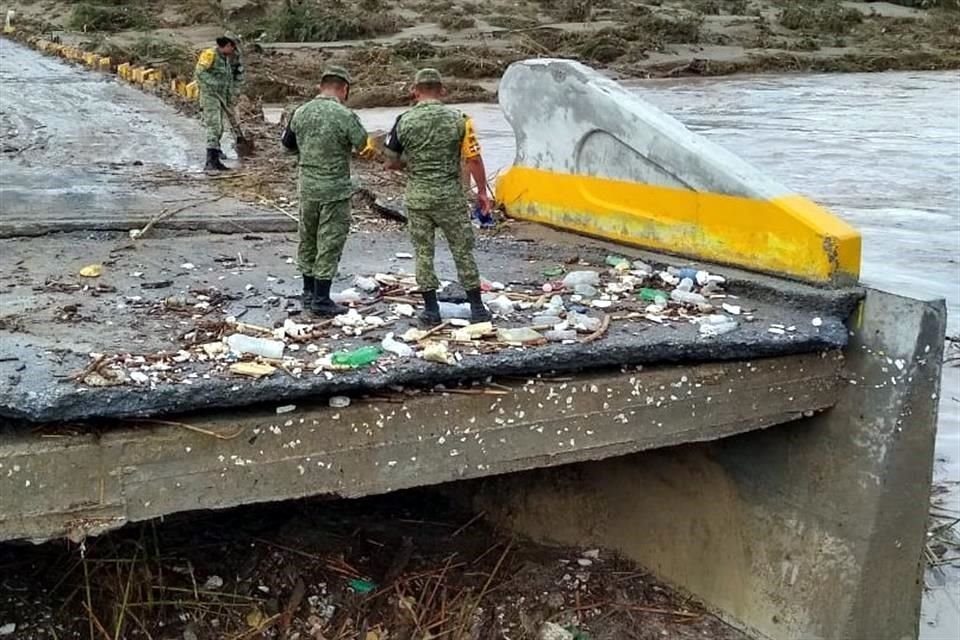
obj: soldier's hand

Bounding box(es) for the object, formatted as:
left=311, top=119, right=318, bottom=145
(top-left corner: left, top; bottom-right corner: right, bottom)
left=477, top=191, right=492, bottom=214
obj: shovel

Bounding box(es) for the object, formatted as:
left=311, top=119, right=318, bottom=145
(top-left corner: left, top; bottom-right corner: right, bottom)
left=220, top=97, right=256, bottom=158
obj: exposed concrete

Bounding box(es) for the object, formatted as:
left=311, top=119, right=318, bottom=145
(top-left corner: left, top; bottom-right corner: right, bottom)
left=0, top=352, right=842, bottom=543
left=475, top=287, right=946, bottom=640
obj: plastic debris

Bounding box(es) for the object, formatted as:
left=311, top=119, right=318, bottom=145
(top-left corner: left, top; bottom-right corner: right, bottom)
left=486, top=295, right=515, bottom=316
left=439, top=301, right=472, bottom=319
left=329, top=396, right=351, bottom=408
left=402, top=327, right=427, bottom=342
left=498, top=327, right=544, bottom=344
left=201, top=342, right=226, bottom=357
left=393, top=303, right=415, bottom=317
left=539, top=622, right=574, bottom=640
left=699, top=315, right=738, bottom=337
left=354, top=275, right=379, bottom=292
left=348, top=579, right=377, bottom=594
left=532, top=314, right=563, bottom=326
left=605, top=254, right=629, bottom=268
left=283, top=318, right=314, bottom=339
left=331, top=346, right=382, bottom=367
left=721, top=303, right=742, bottom=316
left=573, top=283, right=597, bottom=297
left=471, top=202, right=495, bottom=228
left=768, top=327, right=786, bottom=335
left=0, top=624, right=16, bottom=637
left=180, top=262, right=196, bottom=270
left=229, top=362, right=276, bottom=378
left=276, top=405, right=296, bottom=415
left=562, top=270, right=600, bottom=287
left=331, top=288, right=362, bottom=304
left=395, top=252, right=413, bottom=259
left=632, top=260, right=653, bottom=273
left=451, top=321, right=494, bottom=341
left=421, top=342, right=454, bottom=364
left=203, top=575, right=224, bottom=590
left=639, top=288, right=668, bottom=304
left=568, top=311, right=602, bottom=333
left=333, top=309, right=364, bottom=327
left=591, top=299, right=612, bottom=309
left=382, top=332, right=414, bottom=357
left=670, top=290, right=708, bottom=306
left=79, top=264, right=103, bottom=278
left=226, top=334, right=285, bottom=359
left=812, top=317, right=823, bottom=327
left=582, top=549, right=601, bottom=559
left=545, top=329, right=577, bottom=342
left=658, top=271, right=679, bottom=286
left=542, top=265, right=565, bottom=278
left=669, top=266, right=699, bottom=281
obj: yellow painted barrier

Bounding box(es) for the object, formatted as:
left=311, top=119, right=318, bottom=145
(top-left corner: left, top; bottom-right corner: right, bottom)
left=185, top=81, right=199, bottom=100
left=98, top=56, right=111, bottom=71
left=495, top=60, right=862, bottom=286
left=117, top=62, right=131, bottom=81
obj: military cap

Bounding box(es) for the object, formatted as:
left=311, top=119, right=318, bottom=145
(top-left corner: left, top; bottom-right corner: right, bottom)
left=321, top=65, right=352, bottom=85
left=217, top=32, right=239, bottom=46
left=414, top=68, right=443, bottom=85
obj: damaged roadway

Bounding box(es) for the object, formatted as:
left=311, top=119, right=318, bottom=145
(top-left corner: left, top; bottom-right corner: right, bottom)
left=0, top=226, right=859, bottom=425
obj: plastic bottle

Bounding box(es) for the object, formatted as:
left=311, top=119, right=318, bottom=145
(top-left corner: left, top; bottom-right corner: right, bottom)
left=497, top=327, right=544, bottom=344
left=486, top=295, right=515, bottom=316
left=354, top=276, right=379, bottom=292
left=639, top=288, right=668, bottom=305
left=676, top=278, right=694, bottom=293
left=438, top=301, right=472, bottom=319
left=381, top=333, right=414, bottom=357
left=562, top=271, right=600, bottom=287
left=332, top=288, right=362, bottom=304
left=568, top=311, right=602, bottom=333
left=331, top=346, right=382, bottom=367
left=671, top=290, right=708, bottom=306
left=546, top=295, right=565, bottom=313
left=226, top=334, right=285, bottom=359
left=668, top=266, right=699, bottom=281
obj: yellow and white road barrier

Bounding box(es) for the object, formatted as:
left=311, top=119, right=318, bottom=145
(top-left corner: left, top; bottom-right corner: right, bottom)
left=495, top=59, right=861, bottom=286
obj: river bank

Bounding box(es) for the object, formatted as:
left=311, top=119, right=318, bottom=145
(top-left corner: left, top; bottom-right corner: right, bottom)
left=2, top=0, right=958, bottom=108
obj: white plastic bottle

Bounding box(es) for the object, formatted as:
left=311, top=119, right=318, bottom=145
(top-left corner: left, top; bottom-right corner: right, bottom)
left=226, top=334, right=285, bottom=359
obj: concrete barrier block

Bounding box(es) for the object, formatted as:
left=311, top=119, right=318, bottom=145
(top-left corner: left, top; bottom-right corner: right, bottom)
left=98, top=56, right=111, bottom=71
left=495, top=59, right=862, bottom=286
left=185, top=81, right=199, bottom=100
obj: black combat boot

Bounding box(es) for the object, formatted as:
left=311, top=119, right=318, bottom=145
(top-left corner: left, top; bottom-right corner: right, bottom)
left=205, top=148, right=228, bottom=171
left=418, top=290, right=442, bottom=327
left=310, top=279, right=348, bottom=317
left=466, top=288, right=492, bottom=323
left=301, top=275, right=316, bottom=308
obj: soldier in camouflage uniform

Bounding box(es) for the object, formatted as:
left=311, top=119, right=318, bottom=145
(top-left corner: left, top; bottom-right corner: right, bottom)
left=384, top=68, right=492, bottom=326
left=281, top=66, right=368, bottom=317
left=195, top=34, right=239, bottom=170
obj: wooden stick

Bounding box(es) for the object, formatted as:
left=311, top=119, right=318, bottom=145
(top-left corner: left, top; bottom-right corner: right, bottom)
left=580, top=312, right=611, bottom=344
left=417, top=320, right=452, bottom=343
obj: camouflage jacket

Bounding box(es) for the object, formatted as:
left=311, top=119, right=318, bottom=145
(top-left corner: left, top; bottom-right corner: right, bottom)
left=229, top=49, right=245, bottom=97
left=385, top=100, right=480, bottom=210
left=286, top=96, right=368, bottom=203
left=194, top=48, right=233, bottom=99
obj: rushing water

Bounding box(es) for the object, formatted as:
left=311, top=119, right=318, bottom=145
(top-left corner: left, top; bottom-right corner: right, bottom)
left=359, top=70, right=960, bottom=638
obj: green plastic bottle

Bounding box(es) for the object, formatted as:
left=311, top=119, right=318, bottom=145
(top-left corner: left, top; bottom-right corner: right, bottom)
left=639, top=288, right=668, bottom=304
left=331, top=346, right=383, bottom=368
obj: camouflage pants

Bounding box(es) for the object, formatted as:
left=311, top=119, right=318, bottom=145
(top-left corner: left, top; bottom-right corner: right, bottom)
left=200, top=93, right=226, bottom=149
left=298, top=198, right=351, bottom=280
left=407, top=203, right=480, bottom=292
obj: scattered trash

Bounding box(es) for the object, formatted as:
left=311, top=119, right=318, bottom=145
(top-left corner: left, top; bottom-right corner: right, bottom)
left=276, top=404, right=296, bottom=415
left=180, top=262, right=196, bottom=270
left=568, top=311, right=602, bottom=333
left=229, top=362, right=276, bottom=378
left=438, top=301, right=472, bottom=320
left=226, top=334, right=285, bottom=359
left=639, top=288, right=668, bottom=304
left=331, top=346, right=382, bottom=368
left=203, top=575, right=224, bottom=590
left=721, top=302, right=742, bottom=315
left=591, top=299, right=612, bottom=309
left=812, top=317, right=823, bottom=327
left=699, top=315, right=738, bottom=337
left=768, top=327, right=786, bottom=335
left=354, top=275, right=379, bottom=293
left=471, top=202, right=495, bottom=228
left=451, top=322, right=494, bottom=341
left=670, top=290, right=708, bottom=306
left=542, top=265, right=565, bottom=278
left=544, top=328, right=577, bottom=342
left=562, top=270, right=600, bottom=287
left=573, top=283, right=597, bottom=297
left=576, top=558, right=593, bottom=567
left=283, top=318, right=314, bottom=339
left=486, top=295, right=515, bottom=316
left=539, top=622, right=574, bottom=640
left=421, top=342, right=454, bottom=364
left=329, top=396, right=351, bottom=408
left=497, top=327, right=544, bottom=344
left=392, top=303, right=415, bottom=317
left=605, top=255, right=629, bottom=268
left=532, top=314, right=563, bottom=326
left=79, top=264, right=103, bottom=278
left=348, top=579, right=377, bottom=594
left=331, top=288, right=362, bottom=304
left=201, top=342, right=226, bottom=357
left=382, top=332, right=414, bottom=357
left=582, top=549, right=600, bottom=559
left=401, top=327, right=428, bottom=342
left=395, top=252, right=413, bottom=259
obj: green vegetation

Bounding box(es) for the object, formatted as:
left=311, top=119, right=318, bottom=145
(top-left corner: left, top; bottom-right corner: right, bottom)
left=779, top=1, right=863, bottom=35
left=68, top=2, right=155, bottom=32
left=264, top=1, right=402, bottom=42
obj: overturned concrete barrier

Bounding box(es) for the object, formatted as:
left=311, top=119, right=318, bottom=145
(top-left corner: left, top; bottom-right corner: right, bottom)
left=495, top=59, right=862, bottom=286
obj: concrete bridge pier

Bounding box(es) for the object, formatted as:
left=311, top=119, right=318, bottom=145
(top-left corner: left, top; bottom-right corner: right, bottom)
left=475, top=288, right=946, bottom=640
